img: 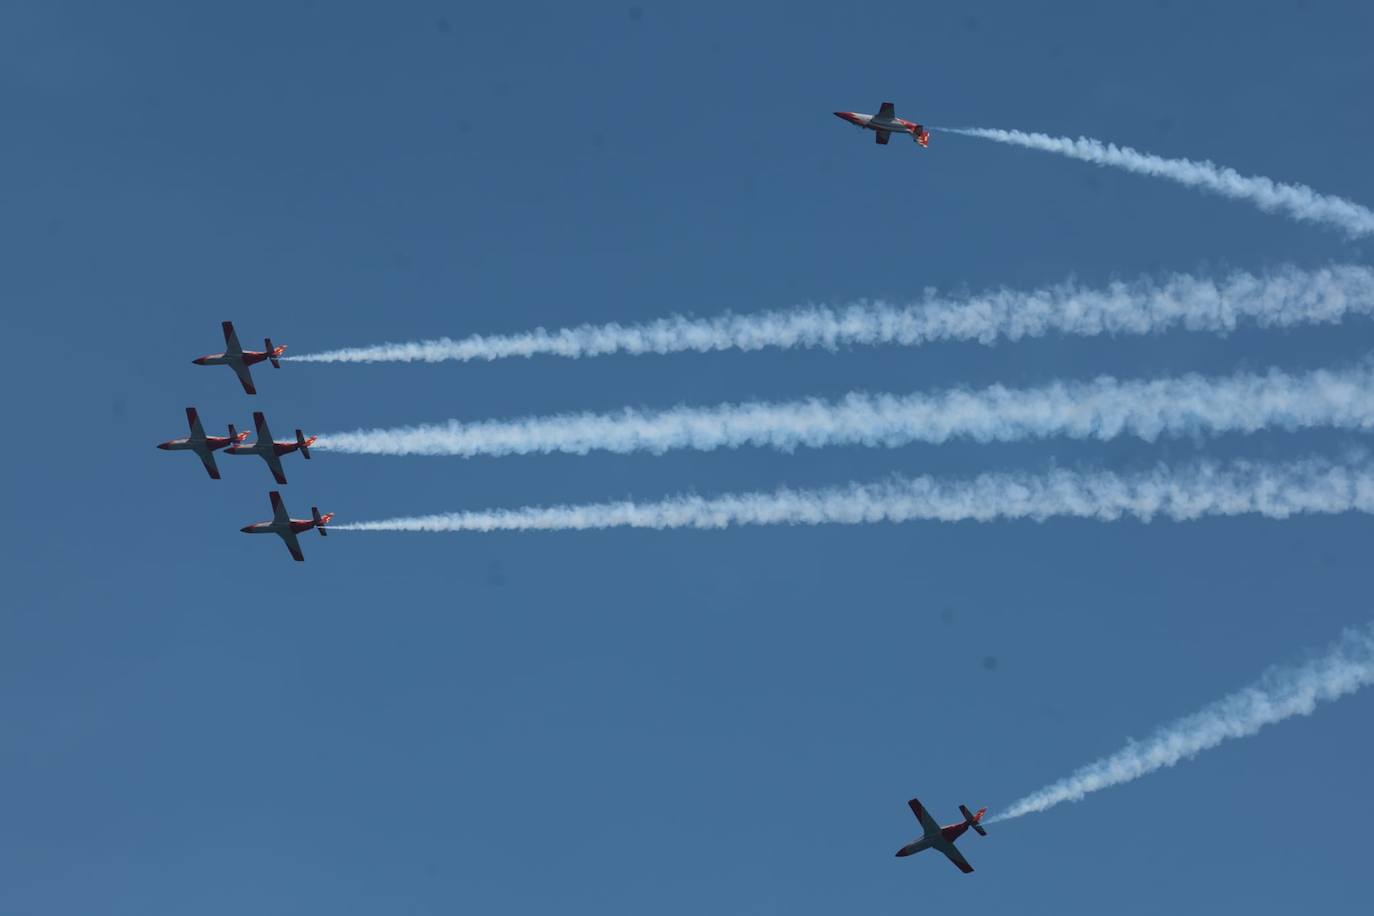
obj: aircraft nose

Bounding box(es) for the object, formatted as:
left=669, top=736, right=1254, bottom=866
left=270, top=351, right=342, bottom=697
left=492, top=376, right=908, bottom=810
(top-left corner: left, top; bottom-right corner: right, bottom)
left=191, top=357, right=205, bottom=365
left=239, top=525, right=253, bottom=533
left=156, top=442, right=170, bottom=450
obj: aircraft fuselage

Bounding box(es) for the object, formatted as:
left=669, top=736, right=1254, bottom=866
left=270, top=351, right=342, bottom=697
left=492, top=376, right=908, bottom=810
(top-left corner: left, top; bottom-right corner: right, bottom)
left=157, top=436, right=232, bottom=454
left=228, top=440, right=301, bottom=458
left=895, top=820, right=971, bottom=857
left=833, top=107, right=929, bottom=147
left=192, top=350, right=269, bottom=369
left=241, top=519, right=316, bottom=536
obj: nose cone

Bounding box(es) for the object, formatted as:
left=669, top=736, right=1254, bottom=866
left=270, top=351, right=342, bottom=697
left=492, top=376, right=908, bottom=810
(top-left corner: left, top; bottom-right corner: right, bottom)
left=157, top=441, right=170, bottom=450
left=833, top=111, right=848, bottom=120
left=239, top=524, right=253, bottom=533
left=192, top=357, right=206, bottom=365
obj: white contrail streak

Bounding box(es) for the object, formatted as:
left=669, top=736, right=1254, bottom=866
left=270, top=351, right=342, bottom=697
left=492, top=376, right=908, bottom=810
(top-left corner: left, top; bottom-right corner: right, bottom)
left=988, top=621, right=1374, bottom=824
left=286, top=265, right=1374, bottom=364
left=315, top=364, right=1374, bottom=458
left=333, top=457, right=1374, bottom=532
left=941, top=127, right=1374, bottom=237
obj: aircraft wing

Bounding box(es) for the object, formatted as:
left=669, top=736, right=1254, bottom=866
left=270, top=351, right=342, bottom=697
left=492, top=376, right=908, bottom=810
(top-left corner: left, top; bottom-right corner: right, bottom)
left=232, top=361, right=257, bottom=395
left=279, top=528, right=305, bottom=562
left=939, top=843, right=974, bottom=874
left=197, top=450, right=221, bottom=480
left=877, top=101, right=895, bottom=119
left=186, top=406, right=207, bottom=440
left=269, top=490, right=292, bottom=525
left=263, top=449, right=288, bottom=485
left=875, top=129, right=891, bottom=145
left=907, top=798, right=943, bottom=838
left=222, top=321, right=244, bottom=356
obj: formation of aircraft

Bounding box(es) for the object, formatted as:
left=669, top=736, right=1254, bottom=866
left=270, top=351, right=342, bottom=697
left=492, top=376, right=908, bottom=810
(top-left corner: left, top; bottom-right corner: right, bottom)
left=226, top=411, right=317, bottom=485
left=164, top=322, right=334, bottom=560
left=240, top=491, right=333, bottom=562
left=156, top=407, right=248, bottom=479
left=894, top=797, right=987, bottom=874
left=192, top=321, right=286, bottom=394
left=833, top=101, right=930, bottom=147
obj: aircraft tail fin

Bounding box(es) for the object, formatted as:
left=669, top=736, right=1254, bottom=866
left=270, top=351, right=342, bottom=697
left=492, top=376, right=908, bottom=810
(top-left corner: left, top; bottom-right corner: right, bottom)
left=312, top=507, right=332, bottom=535
left=228, top=423, right=241, bottom=442
left=960, top=805, right=988, bottom=836
left=266, top=338, right=283, bottom=368
left=296, top=429, right=314, bottom=459
left=912, top=124, right=930, bottom=147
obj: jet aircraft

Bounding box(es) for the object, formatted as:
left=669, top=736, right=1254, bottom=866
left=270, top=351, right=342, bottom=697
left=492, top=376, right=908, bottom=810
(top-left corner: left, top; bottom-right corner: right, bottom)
left=156, top=407, right=248, bottom=479
left=833, top=101, right=930, bottom=147
left=226, top=411, right=316, bottom=485
left=894, top=797, right=987, bottom=874
left=240, top=491, right=333, bottom=561
left=192, top=321, right=286, bottom=394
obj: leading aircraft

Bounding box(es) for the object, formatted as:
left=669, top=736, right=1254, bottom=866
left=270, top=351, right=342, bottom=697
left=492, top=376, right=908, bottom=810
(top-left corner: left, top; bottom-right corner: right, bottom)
left=240, top=491, right=333, bottom=561
left=226, top=411, right=316, bottom=485
left=156, top=407, right=247, bottom=479
left=833, top=101, right=930, bottom=147
left=192, top=321, right=286, bottom=394
left=894, top=797, right=987, bottom=874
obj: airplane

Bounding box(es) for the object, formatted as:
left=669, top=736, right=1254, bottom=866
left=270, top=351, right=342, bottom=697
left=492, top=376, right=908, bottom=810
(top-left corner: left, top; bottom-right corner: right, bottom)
left=833, top=101, right=930, bottom=147
left=894, top=797, right=987, bottom=874
left=226, top=411, right=316, bottom=485
left=156, top=407, right=248, bottom=479
left=240, top=491, right=333, bottom=562
left=192, top=321, right=286, bottom=394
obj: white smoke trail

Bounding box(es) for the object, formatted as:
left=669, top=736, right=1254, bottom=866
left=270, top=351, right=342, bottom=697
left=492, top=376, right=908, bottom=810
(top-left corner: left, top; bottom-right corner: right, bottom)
left=989, top=621, right=1374, bottom=823
left=333, top=456, right=1374, bottom=532
left=315, top=364, right=1374, bottom=458
left=941, top=127, right=1374, bottom=237
left=287, top=265, right=1374, bottom=364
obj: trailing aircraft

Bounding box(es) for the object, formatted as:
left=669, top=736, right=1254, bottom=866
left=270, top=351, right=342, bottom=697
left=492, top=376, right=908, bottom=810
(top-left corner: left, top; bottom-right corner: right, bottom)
left=156, top=407, right=247, bottom=479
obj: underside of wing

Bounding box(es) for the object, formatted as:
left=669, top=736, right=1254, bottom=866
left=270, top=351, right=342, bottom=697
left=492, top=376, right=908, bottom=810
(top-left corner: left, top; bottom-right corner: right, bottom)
left=940, top=843, right=974, bottom=874
left=269, top=491, right=291, bottom=525
left=265, top=451, right=288, bottom=485
left=875, top=129, right=890, bottom=145
left=280, top=529, right=305, bottom=562
left=907, top=798, right=943, bottom=838
left=222, top=321, right=244, bottom=356
left=233, top=362, right=257, bottom=395
left=186, top=406, right=207, bottom=440
left=198, top=450, right=221, bottom=480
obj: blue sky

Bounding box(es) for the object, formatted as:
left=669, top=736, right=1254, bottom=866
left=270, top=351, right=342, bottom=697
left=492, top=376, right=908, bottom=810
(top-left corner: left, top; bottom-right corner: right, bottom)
left=3, top=1, right=1373, bottom=913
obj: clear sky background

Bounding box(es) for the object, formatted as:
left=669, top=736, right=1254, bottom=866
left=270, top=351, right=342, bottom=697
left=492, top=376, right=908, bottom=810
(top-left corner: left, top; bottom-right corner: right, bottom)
left=3, top=2, right=1373, bottom=913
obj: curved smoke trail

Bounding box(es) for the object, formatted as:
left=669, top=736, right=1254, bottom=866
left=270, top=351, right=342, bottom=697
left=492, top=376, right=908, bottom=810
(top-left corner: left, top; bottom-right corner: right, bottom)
left=941, top=127, right=1374, bottom=237
left=315, top=364, right=1374, bottom=458
left=287, top=265, right=1374, bottom=364
left=334, top=456, right=1374, bottom=532
left=989, top=621, right=1374, bottom=823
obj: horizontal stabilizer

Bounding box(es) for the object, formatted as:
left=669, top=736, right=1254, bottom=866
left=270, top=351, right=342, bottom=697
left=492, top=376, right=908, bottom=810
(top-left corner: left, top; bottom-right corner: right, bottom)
left=960, top=804, right=988, bottom=836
